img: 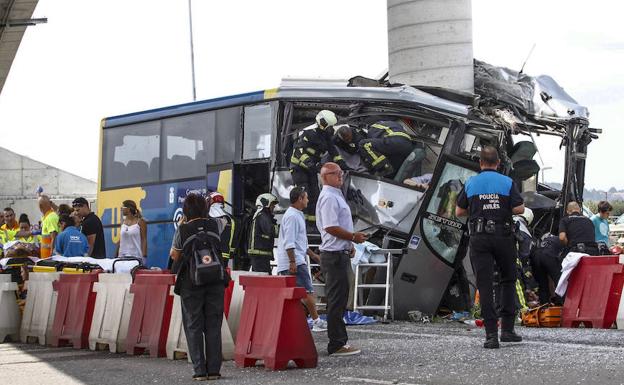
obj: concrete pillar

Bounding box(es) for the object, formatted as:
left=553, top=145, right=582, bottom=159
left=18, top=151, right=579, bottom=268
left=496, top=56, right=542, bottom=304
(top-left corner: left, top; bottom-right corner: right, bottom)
left=387, top=0, right=474, bottom=92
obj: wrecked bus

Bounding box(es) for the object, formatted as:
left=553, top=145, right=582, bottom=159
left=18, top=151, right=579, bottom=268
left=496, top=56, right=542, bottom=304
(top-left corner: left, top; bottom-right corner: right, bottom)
left=97, top=61, right=598, bottom=319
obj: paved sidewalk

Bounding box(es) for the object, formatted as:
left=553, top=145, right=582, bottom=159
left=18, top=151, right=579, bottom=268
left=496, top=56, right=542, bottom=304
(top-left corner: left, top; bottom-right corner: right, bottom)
left=2, top=322, right=624, bottom=385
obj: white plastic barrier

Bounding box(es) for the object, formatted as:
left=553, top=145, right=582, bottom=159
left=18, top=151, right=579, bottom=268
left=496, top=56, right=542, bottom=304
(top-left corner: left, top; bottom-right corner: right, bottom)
left=0, top=275, right=21, bottom=342
left=166, top=286, right=235, bottom=361
left=20, top=272, right=60, bottom=345
left=227, top=271, right=268, bottom=339
left=88, top=273, right=134, bottom=353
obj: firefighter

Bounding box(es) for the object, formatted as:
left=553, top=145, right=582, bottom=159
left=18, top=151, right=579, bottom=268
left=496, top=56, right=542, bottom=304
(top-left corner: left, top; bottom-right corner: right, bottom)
left=290, top=110, right=346, bottom=224
left=207, top=192, right=235, bottom=267
left=358, top=120, right=413, bottom=178
left=456, top=146, right=525, bottom=349
left=333, top=124, right=364, bottom=155
left=247, top=193, right=278, bottom=274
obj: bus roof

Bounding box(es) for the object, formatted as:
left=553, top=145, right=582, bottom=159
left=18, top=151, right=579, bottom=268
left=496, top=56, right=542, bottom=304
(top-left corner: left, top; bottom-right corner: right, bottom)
left=103, top=85, right=470, bottom=128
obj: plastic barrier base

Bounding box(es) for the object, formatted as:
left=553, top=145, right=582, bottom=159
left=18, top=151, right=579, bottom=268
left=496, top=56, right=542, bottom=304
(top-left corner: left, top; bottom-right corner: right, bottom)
left=50, top=273, right=99, bottom=349
left=126, top=273, right=175, bottom=358
left=234, top=276, right=317, bottom=371
left=0, top=275, right=21, bottom=342
left=88, top=273, right=134, bottom=353
left=562, top=256, right=624, bottom=329
left=20, top=272, right=60, bottom=345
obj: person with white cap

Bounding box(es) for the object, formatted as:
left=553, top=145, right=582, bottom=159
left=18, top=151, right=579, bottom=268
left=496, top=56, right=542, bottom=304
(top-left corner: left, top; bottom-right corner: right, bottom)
left=247, top=193, right=278, bottom=273
left=207, top=192, right=235, bottom=267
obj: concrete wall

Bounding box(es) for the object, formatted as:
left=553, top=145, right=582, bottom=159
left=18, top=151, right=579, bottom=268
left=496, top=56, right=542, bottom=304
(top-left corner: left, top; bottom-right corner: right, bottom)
left=387, top=0, right=474, bottom=92
left=0, top=147, right=96, bottom=222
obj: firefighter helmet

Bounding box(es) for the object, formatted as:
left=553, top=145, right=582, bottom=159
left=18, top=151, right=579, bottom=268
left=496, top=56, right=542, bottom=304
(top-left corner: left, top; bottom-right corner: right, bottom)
left=316, top=110, right=337, bottom=130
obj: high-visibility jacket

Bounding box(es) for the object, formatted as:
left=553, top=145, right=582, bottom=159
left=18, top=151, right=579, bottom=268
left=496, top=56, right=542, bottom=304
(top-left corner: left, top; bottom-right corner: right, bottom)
left=40, top=210, right=59, bottom=259
left=366, top=120, right=412, bottom=141
left=0, top=223, right=19, bottom=244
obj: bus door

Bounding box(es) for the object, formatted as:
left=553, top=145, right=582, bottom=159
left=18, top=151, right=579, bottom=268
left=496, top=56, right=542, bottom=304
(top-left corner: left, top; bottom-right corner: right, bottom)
left=393, top=155, right=479, bottom=317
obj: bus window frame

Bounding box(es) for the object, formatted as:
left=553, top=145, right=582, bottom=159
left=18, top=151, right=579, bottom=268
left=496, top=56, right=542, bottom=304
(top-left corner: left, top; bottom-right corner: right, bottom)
left=241, top=101, right=279, bottom=163
left=416, top=154, right=480, bottom=268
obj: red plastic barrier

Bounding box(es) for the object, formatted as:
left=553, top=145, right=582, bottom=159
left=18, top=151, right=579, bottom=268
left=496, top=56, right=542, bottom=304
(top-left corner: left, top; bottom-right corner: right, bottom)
left=224, top=268, right=234, bottom=318
left=50, top=273, right=99, bottom=349
left=562, top=256, right=624, bottom=328
left=234, top=275, right=317, bottom=370
left=126, top=273, right=175, bottom=357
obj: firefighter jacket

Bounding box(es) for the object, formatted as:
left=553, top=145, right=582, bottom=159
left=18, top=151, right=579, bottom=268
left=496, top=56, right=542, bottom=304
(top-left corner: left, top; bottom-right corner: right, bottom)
left=333, top=128, right=365, bottom=155
left=248, top=208, right=278, bottom=258
left=366, top=120, right=412, bottom=141
left=290, top=125, right=346, bottom=172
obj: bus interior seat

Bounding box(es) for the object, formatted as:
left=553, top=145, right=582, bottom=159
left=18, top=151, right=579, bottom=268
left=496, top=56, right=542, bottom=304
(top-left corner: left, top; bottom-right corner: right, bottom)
left=127, top=160, right=149, bottom=180
left=393, top=145, right=426, bottom=183
left=149, top=157, right=159, bottom=180
left=171, top=155, right=195, bottom=174
left=509, top=141, right=539, bottom=181
left=111, top=161, right=127, bottom=181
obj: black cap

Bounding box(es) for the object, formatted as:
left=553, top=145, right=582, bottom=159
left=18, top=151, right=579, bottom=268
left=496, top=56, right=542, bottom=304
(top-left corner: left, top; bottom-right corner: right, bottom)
left=71, top=197, right=89, bottom=207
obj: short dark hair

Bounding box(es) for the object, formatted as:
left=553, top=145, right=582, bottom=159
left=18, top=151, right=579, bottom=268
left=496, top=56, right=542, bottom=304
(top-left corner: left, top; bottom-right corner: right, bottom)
left=59, top=214, right=75, bottom=227
left=57, top=204, right=72, bottom=216
left=598, top=201, right=613, bottom=213
left=480, top=146, right=499, bottom=166
left=18, top=214, right=30, bottom=225
left=289, top=186, right=307, bottom=203
left=72, top=197, right=89, bottom=208
left=183, top=193, right=207, bottom=220
left=3, top=207, right=14, bottom=213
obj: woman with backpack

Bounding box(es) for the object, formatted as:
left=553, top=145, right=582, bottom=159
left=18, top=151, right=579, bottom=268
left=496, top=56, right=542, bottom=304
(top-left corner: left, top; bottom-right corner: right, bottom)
left=170, top=193, right=226, bottom=381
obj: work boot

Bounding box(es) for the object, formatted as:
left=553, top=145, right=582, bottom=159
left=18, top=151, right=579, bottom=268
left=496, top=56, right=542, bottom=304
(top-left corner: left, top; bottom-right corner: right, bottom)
left=500, top=330, right=523, bottom=342
left=483, top=333, right=499, bottom=349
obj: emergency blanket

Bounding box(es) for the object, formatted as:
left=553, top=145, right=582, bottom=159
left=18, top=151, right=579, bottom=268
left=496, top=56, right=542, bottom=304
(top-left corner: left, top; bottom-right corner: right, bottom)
left=351, top=241, right=384, bottom=273
left=308, top=311, right=377, bottom=328
left=555, top=252, right=588, bottom=296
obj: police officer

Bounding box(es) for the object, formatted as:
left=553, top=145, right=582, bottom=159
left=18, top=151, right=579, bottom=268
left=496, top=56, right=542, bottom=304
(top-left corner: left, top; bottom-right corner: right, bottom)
left=290, top=110, right=347, bottom=225
left=358, top=119, right=413, bottom=178
left=247, top=193, right=278, bottom=274
left=559, top=201, right=599, bottom=256
left=456, top=146, right=525, bottom=349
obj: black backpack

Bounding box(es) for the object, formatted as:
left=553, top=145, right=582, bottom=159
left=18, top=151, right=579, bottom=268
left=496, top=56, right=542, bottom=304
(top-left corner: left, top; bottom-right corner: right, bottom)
left=182, top=225, right=226, bottom=286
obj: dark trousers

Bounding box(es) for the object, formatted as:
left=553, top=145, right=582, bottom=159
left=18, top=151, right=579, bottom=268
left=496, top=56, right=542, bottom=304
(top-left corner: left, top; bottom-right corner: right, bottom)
left=531, top=250, right=563, bottom=304
left=180, top=283, right=225, bottom=376
left=291, top=167, right=319, bottom=222
left=249, top=255, right=272, bottom=274
left=470, top=234, right=518, bottom=334
left=320, top=250, right=350, bottom=354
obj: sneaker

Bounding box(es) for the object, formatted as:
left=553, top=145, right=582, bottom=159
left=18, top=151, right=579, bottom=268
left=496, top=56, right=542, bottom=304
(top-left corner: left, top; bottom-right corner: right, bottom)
left=193, top=374, right=207, bottom=381
left=330, top=344, right=361, bottom=356
left=312, top=318, right=327, bottom=332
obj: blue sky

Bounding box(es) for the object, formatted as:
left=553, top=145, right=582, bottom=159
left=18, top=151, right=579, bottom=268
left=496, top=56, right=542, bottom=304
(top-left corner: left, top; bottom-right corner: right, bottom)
left=0, top=0, right=622, bottom=189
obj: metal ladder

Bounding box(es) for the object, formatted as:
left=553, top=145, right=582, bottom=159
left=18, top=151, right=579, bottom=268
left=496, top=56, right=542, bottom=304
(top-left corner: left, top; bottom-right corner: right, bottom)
left=353, top=248, right=402, bottom=322
left=306, top=242, right=326, bottom=310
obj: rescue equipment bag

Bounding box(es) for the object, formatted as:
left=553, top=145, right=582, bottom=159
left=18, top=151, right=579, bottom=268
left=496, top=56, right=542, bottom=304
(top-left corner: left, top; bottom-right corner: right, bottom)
left=521, top=304, right=562, bottom=327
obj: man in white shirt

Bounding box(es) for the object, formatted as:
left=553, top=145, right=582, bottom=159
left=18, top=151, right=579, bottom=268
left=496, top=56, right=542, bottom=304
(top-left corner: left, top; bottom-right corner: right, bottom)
left=316, top=162, right=368, bottom=356
left=276, top=186, right=326, bottom=332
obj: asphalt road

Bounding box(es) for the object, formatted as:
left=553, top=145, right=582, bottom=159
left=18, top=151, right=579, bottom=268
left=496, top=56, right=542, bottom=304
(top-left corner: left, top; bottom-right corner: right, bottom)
left=2, top=322, right=624, bottom=385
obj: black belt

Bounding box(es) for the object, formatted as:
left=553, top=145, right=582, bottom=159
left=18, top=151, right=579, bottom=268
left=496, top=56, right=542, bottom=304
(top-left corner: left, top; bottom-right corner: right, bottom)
left=468, top=218, right=512, bottom=236
left=570, top=242, right=598, bottom=253
left=320, top=249, right=351, bottom=255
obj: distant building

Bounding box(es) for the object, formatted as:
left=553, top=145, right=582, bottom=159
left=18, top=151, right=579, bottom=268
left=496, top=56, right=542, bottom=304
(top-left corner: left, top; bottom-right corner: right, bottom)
left=0, top=146, right=96, bottom=222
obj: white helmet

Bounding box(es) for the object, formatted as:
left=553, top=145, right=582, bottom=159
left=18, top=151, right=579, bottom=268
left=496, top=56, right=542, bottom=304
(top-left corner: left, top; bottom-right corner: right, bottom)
left=255, top=193, right=278, bottom=209
left=316, top=110, right=337, bottom=130
left=520, top=207, right=534, bottom=226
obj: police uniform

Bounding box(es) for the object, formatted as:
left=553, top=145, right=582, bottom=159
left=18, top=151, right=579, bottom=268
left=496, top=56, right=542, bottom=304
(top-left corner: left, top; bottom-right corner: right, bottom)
left=456, top=169, right=523, bottom=339
left=290, top=125, right=346, bottom=223
left=358, top=120, right=413, bottom=177
left=559, top=212, right=598, bottom=255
